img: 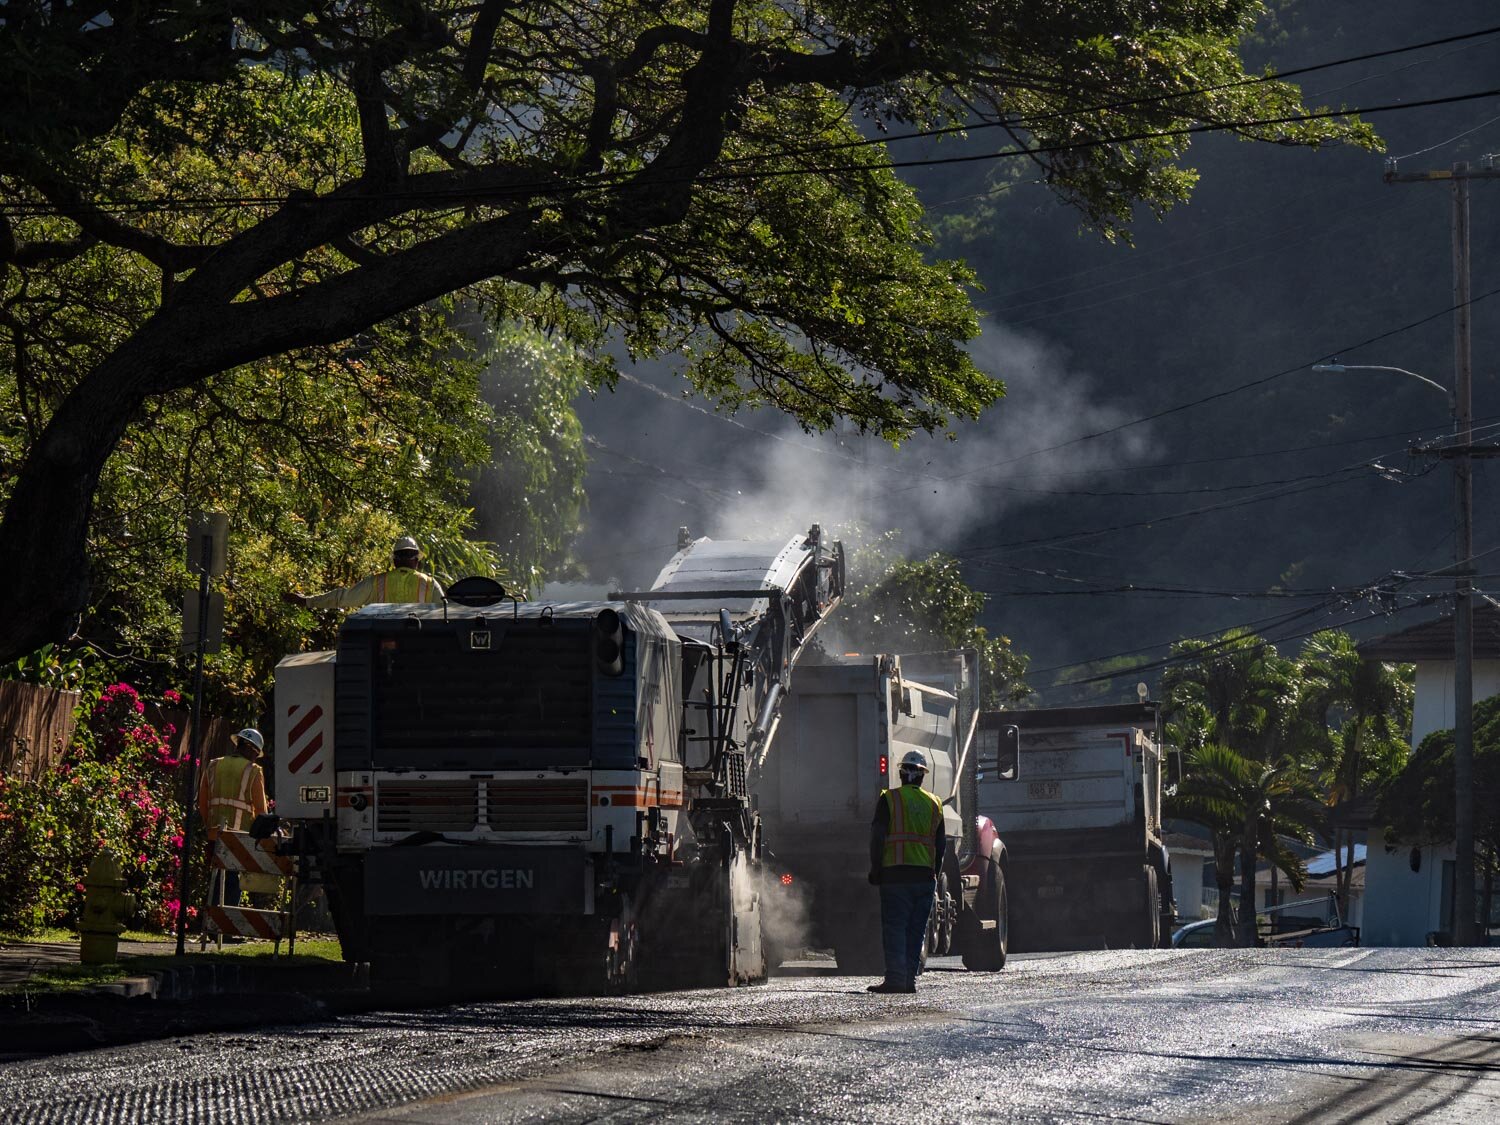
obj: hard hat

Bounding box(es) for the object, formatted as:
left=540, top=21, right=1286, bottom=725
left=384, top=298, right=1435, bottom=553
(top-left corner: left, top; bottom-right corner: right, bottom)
left=392, top=536, right=420, bottom=555
left=233, top=728, right=265, bottom=756
left=899, top=749, right=930, bottom=773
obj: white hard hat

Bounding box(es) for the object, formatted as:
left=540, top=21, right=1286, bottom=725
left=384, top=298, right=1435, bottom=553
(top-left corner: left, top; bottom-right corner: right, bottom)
left=392, top=536, right=420, bottom=554
left=234, top=728, right=265, bottom=756
left=899, top=749, right=930, bottom=773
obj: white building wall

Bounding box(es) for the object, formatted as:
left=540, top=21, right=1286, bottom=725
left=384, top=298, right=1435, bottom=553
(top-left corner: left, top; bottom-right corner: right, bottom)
left=1362, top=828, right=1449, bottom=946
left=1410, top=660, right=1500, bottom=747
left=1171, top=852, right=1209, bottom=919
left=1359, top=656, right=1499, bottom=945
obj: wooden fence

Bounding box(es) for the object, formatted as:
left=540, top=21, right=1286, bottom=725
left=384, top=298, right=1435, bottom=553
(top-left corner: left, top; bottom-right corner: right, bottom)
left=0, top=680, right=80, bottom=782
left=150, top=705, right=239, bottom=766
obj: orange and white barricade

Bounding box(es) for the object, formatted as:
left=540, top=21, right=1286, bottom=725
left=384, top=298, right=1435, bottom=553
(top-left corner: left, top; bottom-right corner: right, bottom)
left=202, top=830, right=298, bottom=953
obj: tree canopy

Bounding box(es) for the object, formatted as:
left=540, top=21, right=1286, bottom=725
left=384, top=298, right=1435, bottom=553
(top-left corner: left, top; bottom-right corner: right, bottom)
left=0, top=1, right=1371, bottom=664
left=1381, top=694, right=1500, bottom=856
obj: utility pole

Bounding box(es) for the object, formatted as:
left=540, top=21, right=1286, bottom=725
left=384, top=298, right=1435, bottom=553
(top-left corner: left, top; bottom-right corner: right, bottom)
left=1386, top=156, right=1498, bottom=945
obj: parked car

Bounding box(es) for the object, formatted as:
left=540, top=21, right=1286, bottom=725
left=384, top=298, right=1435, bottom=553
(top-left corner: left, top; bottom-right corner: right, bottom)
left=1171, top=920, right=1218, bottom=948
left=1171, top=897, right=1361, bottom=949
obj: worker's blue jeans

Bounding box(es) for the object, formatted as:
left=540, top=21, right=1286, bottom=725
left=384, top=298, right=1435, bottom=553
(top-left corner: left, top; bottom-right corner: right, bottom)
left=879, top=881, right=933, bottom=987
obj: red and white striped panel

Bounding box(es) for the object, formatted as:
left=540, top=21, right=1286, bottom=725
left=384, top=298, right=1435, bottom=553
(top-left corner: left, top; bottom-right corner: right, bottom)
left=285, top=702, right=328, bottom=776
left=205, top=905, right=287, bottom=941
left=212, top=831, right=295, bottom=877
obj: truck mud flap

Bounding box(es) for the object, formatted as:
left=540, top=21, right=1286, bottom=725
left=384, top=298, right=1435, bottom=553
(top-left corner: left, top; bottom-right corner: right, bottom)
left=364, top=847, right=594, bottom=916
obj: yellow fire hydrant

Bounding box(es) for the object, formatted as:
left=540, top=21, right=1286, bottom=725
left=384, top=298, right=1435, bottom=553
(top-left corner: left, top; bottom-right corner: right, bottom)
left=79, top=852, right=135, bottom=964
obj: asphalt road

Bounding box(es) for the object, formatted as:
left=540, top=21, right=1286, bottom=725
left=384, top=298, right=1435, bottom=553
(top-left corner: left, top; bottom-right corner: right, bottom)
left=4, top=948, right=1500, bottom=1123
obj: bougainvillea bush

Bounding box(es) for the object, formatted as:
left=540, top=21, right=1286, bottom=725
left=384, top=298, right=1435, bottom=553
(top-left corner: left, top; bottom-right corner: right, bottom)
left=0, top=682, right=187, bottom=935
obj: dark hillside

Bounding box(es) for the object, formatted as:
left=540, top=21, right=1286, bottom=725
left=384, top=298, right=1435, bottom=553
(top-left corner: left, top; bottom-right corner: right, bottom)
left=573, top=0, right=1500, bottom=701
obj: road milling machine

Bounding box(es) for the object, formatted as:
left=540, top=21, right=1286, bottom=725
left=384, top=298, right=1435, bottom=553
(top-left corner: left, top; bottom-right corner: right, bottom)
left=272, top=526, right=843, bottom=991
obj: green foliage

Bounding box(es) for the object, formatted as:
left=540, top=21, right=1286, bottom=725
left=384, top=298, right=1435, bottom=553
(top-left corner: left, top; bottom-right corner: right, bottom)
left=0, top=644, right=87, bottom=693
left=0, top=1, right=1377, bottom=664
left=1297, top=630, right=1412, bottom=803
left=838, top=543, right=1031, bottom=708
left=0, top=684, right=185, bottom=936
left=1, top=72, right=591, bottom=709
left=469, top=323, right=590, bottom=593
left=1380, top=694, right=1500, bottom=853
left=1161, top=628, right=1388, bottom=942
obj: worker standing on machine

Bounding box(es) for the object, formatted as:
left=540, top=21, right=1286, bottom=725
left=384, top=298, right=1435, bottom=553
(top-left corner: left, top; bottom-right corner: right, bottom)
left=867, top=749, right=945, bottom=994
left=286, top=536, right=444, bottom=609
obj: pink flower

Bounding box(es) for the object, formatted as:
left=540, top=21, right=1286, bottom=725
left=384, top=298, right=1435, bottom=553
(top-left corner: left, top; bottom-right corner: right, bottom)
left=169, top=834, right=184, bottom=849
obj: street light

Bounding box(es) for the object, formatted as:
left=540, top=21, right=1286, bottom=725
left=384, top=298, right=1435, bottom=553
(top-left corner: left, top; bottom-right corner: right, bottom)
left=1310, top=362, right=1455, bottom=412
left=1311, top=358, right=1476, bottom=944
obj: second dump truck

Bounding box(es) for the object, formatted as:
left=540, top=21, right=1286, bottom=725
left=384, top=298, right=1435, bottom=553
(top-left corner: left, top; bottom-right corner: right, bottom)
left=976, top=702, right=1174, bottom=951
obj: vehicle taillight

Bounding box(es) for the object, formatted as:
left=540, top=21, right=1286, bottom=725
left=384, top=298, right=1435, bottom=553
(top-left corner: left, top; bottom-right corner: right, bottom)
left=780, top=873, right=794, bottom=886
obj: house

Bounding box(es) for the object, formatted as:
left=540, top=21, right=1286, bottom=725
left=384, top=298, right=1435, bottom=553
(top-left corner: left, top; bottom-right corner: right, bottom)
left=1356, top=606, right=1500, bottom=945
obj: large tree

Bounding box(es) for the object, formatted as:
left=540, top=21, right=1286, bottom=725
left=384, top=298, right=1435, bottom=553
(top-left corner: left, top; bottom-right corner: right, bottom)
left=0, top=1, right=1370, bottom=663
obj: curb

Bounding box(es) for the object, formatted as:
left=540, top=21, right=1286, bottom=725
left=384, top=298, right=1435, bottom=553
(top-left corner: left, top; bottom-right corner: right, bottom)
left=0, top=962, right=367, bottom=1057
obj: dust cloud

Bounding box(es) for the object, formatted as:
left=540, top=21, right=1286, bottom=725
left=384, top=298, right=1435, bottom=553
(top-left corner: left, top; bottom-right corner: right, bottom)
left=573, top=322, right=1156, bottom=586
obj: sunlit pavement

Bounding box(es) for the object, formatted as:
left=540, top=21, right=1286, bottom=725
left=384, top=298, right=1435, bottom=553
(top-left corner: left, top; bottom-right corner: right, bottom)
left=4, top=948, right=1500, bottom=1123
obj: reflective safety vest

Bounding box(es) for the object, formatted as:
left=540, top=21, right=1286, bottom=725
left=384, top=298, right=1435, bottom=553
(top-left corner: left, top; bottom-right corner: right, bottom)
left=881, top=784, right=942, bottom=868
left=372, top=567, right=441, bottom=604
left=202, top=755, right=260, bottom=836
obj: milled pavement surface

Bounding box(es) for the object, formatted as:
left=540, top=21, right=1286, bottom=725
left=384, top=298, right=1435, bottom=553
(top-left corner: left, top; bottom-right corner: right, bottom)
left=3, top=948, right=1499, bottom=1123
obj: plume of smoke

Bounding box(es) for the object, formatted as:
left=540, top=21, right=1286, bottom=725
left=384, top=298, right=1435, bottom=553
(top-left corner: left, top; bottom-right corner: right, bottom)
left=573, top=322, right=1156, bottom=583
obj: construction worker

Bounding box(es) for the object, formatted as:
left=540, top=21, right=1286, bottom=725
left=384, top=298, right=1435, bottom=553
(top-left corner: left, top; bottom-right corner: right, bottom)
left=196, top=728, right=269, bottom=906
left=287, top=536, right=444, bottom=609
left=867, top=749, right=945, bottom=994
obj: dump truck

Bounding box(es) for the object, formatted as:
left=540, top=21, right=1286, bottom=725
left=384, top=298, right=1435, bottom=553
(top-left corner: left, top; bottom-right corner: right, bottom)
left=976, top=702, right=1173, bottom=951
left=272, top=526, right=843, bottom=992
left=757, top=650, right=1010, bottom=973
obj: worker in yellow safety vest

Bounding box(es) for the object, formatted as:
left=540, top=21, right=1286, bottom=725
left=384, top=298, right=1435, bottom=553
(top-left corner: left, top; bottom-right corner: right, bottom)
left=286, top=536, right=444, bottom=610
left=196, top=728, right=270, bottom=905
left=867, top=749, right=946, bottom=994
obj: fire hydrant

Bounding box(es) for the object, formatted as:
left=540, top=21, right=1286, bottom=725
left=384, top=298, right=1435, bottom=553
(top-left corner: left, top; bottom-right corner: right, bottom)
left=79, top=852, right=135, bottom=964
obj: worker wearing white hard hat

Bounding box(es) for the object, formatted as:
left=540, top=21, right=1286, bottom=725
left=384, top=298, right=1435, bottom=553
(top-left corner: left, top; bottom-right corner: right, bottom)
left=197, top=727, right=270, bottom=906
left=866, top=748, right=946, bottom=994
left=287, top=536, right=445, bottom=610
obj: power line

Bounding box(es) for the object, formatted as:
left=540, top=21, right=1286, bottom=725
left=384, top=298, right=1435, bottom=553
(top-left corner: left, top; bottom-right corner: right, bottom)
left=1035, top=593, right=1441, bottom=689
left=938, top=284, right=1500, bottom=480
left=724, top=24, right=1500, bottom=165
left=5, top=87, right=1500, bottom=219
left=956, top=449, right=1431, bottom=558
left=975, top=192, right=1410, bottom=316
left=989, top=416, right=1500, bottom=481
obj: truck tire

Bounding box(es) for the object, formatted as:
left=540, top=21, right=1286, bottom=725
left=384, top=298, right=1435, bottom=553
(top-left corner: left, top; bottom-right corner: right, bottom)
left=927, top=871, right=954, bottom=957
left=961, top=858, right=1008, bottom=972
left=1139, top=866, right=1161, bottom=949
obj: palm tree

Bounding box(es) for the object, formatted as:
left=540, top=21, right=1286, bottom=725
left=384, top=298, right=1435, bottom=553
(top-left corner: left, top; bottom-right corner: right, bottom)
left=1164, top=703, right=1238, bottom=945
left=1298, top=630, right=1413, bottom=915
left=1165, top=630, right=1324, bottom=945
left=1172, top=742, right=1326, bottom=945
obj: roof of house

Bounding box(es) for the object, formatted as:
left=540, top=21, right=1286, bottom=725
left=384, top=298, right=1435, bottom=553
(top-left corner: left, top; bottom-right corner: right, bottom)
left=1358, top=603, right=1500, bottom=661
left=1163, top=832, right=1215, bottom=855
left=1305, top=843, right=1366, bottom=877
